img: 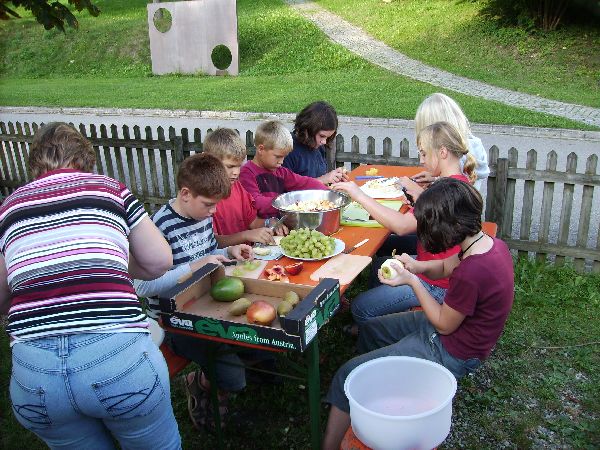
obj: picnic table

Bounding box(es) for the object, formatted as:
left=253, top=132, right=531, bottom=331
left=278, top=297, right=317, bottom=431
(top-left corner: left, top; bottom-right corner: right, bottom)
left=160, top=164, right=423, bottom=449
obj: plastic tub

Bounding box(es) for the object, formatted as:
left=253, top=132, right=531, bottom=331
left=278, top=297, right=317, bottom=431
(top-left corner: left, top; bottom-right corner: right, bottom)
left=147, top=317, right=165, bottom=346
left=344, top=356, right=457, bottom=450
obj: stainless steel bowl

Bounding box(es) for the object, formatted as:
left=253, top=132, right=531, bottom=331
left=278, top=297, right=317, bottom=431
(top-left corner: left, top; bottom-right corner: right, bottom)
left=272, top=190, right=351, bottom=235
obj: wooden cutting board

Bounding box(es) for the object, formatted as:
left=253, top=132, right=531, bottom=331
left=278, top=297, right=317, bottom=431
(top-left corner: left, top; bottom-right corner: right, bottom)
left=310, top=254, right=372, bottom=286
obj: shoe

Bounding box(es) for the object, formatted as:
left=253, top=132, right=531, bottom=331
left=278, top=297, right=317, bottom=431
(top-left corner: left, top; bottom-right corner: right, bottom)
left=181, top=370, right=229, bottom=432
left=338, top=295, right=351, bottom=313
left=342, top=323, right=358, bottom=337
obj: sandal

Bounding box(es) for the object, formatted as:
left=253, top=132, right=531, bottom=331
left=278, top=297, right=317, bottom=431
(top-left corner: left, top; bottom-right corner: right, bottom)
left=342, top=323, right=358, bottom=337
left=338, top=295, right=351, bottom=313
left=181, top=370, right=229, bottom=432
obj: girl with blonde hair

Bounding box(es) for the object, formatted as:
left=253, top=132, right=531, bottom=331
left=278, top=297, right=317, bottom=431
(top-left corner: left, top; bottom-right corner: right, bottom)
left=409, top=92, right=489, bottom=191
left=332, top=122, right=474, bottom=336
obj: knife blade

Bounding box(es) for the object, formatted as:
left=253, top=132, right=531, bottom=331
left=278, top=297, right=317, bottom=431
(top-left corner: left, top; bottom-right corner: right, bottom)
left=342, top=238, right=369, bottom=254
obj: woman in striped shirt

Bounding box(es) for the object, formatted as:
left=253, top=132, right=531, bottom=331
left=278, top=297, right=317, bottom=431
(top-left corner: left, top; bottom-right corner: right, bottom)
left=0, top=123, right=182, bottom=449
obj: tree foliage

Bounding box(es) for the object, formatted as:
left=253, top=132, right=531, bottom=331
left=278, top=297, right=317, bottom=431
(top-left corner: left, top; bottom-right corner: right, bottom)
left=0, top=0, right=101, bottom=31
left=480, top=0, right=600, bottom=31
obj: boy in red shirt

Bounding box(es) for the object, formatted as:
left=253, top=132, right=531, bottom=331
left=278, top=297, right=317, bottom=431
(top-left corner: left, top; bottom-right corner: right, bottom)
left=239, top=120, right=328, bottom=218
left=204, top=128, right=286, bottom=246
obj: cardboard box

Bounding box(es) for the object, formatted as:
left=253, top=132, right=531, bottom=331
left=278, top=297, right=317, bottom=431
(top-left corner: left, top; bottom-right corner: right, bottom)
left=158, top=264, right=340, bottom=352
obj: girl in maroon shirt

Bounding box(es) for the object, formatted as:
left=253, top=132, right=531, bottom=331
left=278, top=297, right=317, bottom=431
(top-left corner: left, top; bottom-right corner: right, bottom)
left=322, top=177, right=514, bottom=450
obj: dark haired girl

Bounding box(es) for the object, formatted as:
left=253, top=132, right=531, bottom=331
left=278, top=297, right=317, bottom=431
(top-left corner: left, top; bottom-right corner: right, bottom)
left=283, top=101, right=349, bottom=184
left=322, top=178, right=514, bottom=449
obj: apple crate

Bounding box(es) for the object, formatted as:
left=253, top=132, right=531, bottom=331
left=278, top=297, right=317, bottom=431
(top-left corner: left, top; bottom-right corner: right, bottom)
left=157, top=264, right=340, bottom=352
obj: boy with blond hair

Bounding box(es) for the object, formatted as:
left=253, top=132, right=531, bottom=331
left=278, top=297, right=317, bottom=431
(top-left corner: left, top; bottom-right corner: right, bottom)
left=135, top=153, right=253, bottom=431
left=203, top=127, right=285, bottom=246
left=239, top=120, right=328, bottom=218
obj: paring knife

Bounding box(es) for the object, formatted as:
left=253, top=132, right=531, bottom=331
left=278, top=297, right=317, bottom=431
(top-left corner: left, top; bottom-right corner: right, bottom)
left=343, top=238, right=369, bottom=254
left=255, top=213, right=290, bottom=248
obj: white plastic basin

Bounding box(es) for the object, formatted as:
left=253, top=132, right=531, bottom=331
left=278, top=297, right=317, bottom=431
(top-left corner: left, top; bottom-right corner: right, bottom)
left=344, top=356, right=457, bottom=450
left=147, top=317, right=165, bottom=346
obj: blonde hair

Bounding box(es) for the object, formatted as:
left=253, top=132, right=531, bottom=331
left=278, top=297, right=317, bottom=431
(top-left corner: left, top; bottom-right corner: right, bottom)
left=415, top=93, right=471, bottom=138
left=203, top=128, right=247, bottom=162
left=28, top=122, right=96, bottom=179
left=254, top=120, right=293, bottom=152
left=417, top=122, right=477, bottom=184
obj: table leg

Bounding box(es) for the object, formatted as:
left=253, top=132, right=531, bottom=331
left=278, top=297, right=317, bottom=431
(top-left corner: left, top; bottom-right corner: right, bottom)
left=206, top=344, right=224, bottom=450
left=306, top=337, right=321, bottom=450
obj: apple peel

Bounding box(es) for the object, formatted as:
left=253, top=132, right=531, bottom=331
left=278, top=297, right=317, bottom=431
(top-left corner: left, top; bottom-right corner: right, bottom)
left=284, top=261, right=304, bottom=276
left=264, top=264, right=289, bottom=282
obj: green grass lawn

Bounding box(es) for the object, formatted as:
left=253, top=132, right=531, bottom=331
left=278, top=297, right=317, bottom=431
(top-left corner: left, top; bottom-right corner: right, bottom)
left=316, top=0, right=600, bottom=108
left=0, top=0, right=597, bottom=130
left=1, top=259, right=599, bottom=449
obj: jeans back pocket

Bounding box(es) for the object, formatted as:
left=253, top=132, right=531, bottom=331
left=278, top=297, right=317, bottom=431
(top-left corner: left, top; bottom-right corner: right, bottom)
left=93, top=352, right=165, bottom=419
left=10, top=374, right=51, bottom=430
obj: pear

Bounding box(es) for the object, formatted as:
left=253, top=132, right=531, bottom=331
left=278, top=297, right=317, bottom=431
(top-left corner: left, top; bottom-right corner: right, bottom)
left=283, top=291, right=300, bottom=307
left=228, top=297, right=252, bottom=316
left=381, top=258, right=405, bottom=279
left=277, top=300, right=294, bottom=317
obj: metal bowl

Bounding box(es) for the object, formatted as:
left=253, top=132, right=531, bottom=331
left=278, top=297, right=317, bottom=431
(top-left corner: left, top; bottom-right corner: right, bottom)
left=272, top=190, right=351, bottom=235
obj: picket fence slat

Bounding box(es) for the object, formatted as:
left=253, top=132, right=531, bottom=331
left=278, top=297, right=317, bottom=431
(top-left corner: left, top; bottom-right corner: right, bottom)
left=502, top=148, right=518, bottom=241
left=574, top=155, right=598, bottom=271
left=518, top=150, right=537, bottom=259
left=536, top=151, right=557, bottom=264
left=555, top=153, right=578, bottom=266
left=2, top=120, right=600, bottom=272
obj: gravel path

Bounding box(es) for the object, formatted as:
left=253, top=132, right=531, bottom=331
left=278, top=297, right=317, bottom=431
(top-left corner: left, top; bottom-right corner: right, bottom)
left=285, top=0, right=600, bottom=128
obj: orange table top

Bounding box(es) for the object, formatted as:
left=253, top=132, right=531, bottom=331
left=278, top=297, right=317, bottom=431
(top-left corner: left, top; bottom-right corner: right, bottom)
left=262, top=165, right=423, bottom=292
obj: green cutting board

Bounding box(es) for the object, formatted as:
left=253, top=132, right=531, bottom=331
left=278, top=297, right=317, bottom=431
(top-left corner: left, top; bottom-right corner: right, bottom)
left=341, top=200, right=404, bottom=227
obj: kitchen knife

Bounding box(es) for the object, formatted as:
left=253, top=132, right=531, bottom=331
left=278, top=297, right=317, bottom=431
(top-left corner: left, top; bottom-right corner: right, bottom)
left=342, top=238, right=369, bottom=254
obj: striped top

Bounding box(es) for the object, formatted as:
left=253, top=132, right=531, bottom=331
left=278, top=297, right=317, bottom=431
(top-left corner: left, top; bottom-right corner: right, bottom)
left=135, top=200, right=227, bottom=319
left=0, top=169, right=148, bottom=341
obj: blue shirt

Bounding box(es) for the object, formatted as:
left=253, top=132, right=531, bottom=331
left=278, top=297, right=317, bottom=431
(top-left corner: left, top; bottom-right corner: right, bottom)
left=283, top=135, right=328, bottom=178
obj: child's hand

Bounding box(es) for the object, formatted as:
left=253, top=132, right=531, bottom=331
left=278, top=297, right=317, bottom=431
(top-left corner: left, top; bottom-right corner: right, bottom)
left=397, top=253, right=421, bottom=274
left=411, top=171, right=437, bottom=187
left=378, top=260, right=417, bottom=286
left=229, top=244, right=254, bottom=260
left=324, top=167, right=348, bottom=184
left=399, top=177, right=424, bottom=203
left=331, top=181, right=361, bottom=199
left=273, top=223, right=289, bottom=236
left=190, top=254, right=230, bottom=272
left=246, top=227, right=275, bottom=245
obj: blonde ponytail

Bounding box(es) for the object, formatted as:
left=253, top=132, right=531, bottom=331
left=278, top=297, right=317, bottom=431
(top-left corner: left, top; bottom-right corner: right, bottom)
left=463, top=152, right=478, bottom=185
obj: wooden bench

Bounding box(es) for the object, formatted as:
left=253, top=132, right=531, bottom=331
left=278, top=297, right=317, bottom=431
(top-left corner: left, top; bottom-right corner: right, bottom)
left=159, top=342, right=191, bottom=378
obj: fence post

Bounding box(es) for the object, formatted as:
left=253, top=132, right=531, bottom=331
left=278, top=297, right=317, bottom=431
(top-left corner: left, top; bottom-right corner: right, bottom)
left=491, top=157, right=508, bottom=238
left=172, top=135, right=184, bottom=196
left=335, top=134, right=345, bottom=169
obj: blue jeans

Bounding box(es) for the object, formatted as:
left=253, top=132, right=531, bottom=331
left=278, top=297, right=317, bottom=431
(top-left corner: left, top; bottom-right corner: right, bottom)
left=10, top=332, right=181, bottom=450
left=325, top=312, right=481, bottom=413
left=351, top=278, right=447, bottom=325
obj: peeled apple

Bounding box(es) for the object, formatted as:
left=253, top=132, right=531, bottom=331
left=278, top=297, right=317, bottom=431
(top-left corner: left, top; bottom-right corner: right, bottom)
left=380, top=258, right=404, bottom=279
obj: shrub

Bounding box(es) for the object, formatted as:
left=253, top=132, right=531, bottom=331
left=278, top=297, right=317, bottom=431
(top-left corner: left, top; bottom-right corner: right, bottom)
left=480, top=0, right=600, bottom=31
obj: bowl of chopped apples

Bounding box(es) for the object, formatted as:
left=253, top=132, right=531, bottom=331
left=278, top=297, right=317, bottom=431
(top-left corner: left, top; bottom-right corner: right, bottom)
left=272, top=190, right=350, bottom=235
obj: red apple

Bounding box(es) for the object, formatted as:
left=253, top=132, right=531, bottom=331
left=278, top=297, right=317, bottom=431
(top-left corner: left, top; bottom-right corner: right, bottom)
left=284, top=261, right=304, bottom=276
left=246, top=301, right=276, bottom=326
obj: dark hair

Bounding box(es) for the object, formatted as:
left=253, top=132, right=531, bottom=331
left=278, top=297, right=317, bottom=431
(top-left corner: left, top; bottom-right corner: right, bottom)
left=293, top=101, right=338, bottom=149
left=177, top=153, right=231, bottom=199
left=28, top=122, right=96, bottom=178
left=413, top=178, right=482, bottom=254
